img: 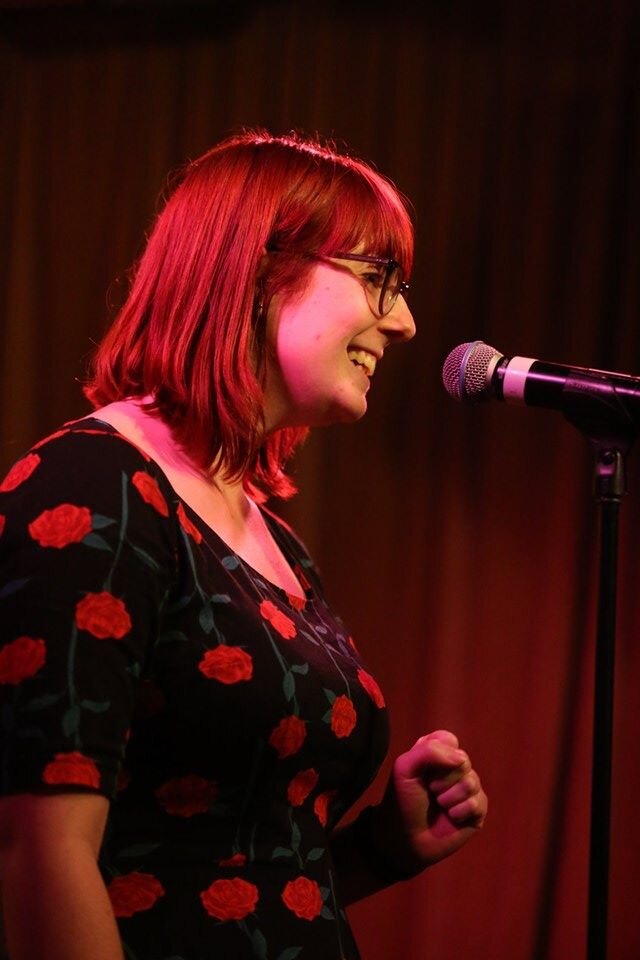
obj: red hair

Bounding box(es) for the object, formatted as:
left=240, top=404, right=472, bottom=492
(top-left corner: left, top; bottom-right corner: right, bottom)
left=85, top=130, right=414, bottom=499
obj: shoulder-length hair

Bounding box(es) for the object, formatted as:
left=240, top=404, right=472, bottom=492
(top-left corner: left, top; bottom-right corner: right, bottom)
left=84, top=130, right=414, bottom=499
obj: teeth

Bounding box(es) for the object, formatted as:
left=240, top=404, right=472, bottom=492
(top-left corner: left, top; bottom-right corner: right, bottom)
left=347, top=349, right=376, bottom=376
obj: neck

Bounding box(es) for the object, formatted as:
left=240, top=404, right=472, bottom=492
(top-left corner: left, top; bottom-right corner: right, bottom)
left=95, top=398, right=252, bottom=518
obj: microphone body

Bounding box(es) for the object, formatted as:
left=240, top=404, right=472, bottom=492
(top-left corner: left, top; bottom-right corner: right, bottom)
left=442, top=341, right=640, bottom=430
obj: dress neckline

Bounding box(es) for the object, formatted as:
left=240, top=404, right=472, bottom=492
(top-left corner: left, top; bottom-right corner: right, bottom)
left=74, top=416, right=311, bottom=608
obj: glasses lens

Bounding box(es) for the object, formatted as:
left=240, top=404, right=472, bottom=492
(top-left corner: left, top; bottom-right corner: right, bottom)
left=380, top=264, right=402, bottom=315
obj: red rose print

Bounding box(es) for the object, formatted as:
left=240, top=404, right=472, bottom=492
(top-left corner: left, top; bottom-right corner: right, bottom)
left=313, top=790, right=336, bottom=827
left=219, top=852, right=247, bottom=868
left=259, top=599, right=296, bottom=639
left=357, top=668, right=385, bottom=708
left=108, top=872, right=165, bottom=917
left=281, top=876, right=323, bottom=921
left=200, top=878, right=259, bottom=921
left=330, top=695, right=357, bottom=739
left=294, top=563, right=312, bottom=592
left=75, top=592, right=131, bottom=640
left=154, top=775, right=217, bottom=817
left=42, top=751, right=101, bottom=789
left=0, top=636, right=46, bottom=684
left=0, top=515, right=5, bottom=536
left=28, top=503, right=92, bottom=548
left=287, top=768, right=319, bottom=807
left=287, top=592, right=306, bottom=611
left=269, top=715, right=306, bottom=759
left=132, top=471, right=169, bottom=517
left=0, top=453, right=41, bottom=492
left=177, top=502, right=203, bottom=543
left=198, top=646, right=253, bottom=684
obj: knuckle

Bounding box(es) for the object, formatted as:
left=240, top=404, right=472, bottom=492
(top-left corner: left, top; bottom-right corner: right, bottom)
left=466, top=770, right=480, bottom=793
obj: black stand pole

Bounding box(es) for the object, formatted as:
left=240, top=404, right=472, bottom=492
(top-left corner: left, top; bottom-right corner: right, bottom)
left=587, top=447, right=625, bottom=960
left=562, top=379, right=636, bottom=960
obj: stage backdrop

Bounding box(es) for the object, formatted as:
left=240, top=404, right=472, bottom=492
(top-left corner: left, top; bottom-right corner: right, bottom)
left=1, top=2, right=639, bottom=957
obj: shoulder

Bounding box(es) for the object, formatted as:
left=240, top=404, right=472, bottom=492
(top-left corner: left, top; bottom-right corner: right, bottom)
left=0, top=418, right=178, bottom=544
left=2, top=416, right=166, bottom=483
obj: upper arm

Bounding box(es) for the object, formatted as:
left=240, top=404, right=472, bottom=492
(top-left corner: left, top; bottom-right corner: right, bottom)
left=0, top=791, right=109, bottom=860
left=0, top=430, right=178, bottom=801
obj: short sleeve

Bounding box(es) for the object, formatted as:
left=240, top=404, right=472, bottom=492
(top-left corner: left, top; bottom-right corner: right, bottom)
left=0, top=427, right=178, bottom=799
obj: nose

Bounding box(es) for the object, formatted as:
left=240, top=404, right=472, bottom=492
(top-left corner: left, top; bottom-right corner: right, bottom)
left=379, top=295, right=416, bottom=343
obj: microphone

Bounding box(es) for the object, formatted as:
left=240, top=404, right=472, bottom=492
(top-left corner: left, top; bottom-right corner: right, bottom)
left=442, top=340, right=640, bottom=430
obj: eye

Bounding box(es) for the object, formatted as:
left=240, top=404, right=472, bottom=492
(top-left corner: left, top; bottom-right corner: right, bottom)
left=362, top=270, right=385, bottom=288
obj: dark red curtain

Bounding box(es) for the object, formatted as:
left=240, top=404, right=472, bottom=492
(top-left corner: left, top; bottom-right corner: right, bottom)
left=1, top=2, right=639, bottom=957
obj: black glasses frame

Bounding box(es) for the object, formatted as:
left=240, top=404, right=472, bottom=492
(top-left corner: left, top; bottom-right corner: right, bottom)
left=266, top=248, right=409, bottom=317
left=330, top=252, right=410, bottom=317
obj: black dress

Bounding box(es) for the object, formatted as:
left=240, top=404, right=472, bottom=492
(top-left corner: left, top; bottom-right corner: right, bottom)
left=0, top=419, right=390, bottom=960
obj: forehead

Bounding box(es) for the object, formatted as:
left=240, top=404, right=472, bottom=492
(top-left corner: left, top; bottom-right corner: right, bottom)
left=322, top=207, right=411, bottom=275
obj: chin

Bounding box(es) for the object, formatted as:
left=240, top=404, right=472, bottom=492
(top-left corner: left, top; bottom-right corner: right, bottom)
left=324, top=400, right=368, bottom=426
left=276, top=391, right=368, bottom=429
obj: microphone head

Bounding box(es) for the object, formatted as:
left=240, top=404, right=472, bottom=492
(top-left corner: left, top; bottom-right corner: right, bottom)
left=442, top=340, right=503, bottom=401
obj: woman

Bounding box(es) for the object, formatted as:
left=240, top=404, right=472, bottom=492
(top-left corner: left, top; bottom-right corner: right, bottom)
left=0, top=131, right=487, bottom=960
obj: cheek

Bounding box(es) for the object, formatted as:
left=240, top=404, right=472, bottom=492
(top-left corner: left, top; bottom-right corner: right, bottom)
left=274, top=307, right=328, bottom=371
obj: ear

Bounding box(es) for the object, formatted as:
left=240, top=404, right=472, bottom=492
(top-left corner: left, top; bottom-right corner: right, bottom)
left=256, top=247, right=270, bottom=280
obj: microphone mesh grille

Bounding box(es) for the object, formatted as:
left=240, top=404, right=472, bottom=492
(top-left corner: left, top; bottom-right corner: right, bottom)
left=442, top=341, right=501, bottom=401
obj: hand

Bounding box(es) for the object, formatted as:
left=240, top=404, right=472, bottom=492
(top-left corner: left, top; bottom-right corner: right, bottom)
left=375, top=729, right=488, bottom=874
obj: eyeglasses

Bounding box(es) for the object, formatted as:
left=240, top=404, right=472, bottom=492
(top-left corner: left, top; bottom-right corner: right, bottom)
left=327, top=252, right=410, bottom=317
left=267, top=247, right=409, bottom=317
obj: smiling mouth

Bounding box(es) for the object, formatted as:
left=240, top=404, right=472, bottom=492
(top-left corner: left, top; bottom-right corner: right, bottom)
left=347, top=348, right=377, bottom=377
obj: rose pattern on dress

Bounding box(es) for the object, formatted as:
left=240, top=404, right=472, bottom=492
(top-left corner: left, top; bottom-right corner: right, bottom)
left=198, top=646, right=253, bottom=684
left=293, top=563, right=312, bottom=593
left=287, top=768, right=319, bottom=807
left=132, top=471, right=169, bottom=517
left=28, top=503, right=92, bottom=548
left=287, top=592, right=307, bottom=611
left=218, top=852, right=247, bottom=868
left=200, top=877, right=259, bottom=921
left=269, top=715, right=307, bottom=758
left=108, top=872, right=165, bottom=918
left=155, top=774, right=217, bottom=816
left=177, top=502, right=203, bottom=543
left=260, top=599, right=297, bottom=639
left=0, top=453, right=41, bottom=492
left=0, top=515, right=5, bottom=536
left=42, top=751, right=101, bottom=788
left=357, top=668, right=385, bottom=708
left=312, top=790, right=337, bottom=828
left=330, top=695, right=357, bottom=738
left=281, top=877, right=323, bottom=921
left=0, top=420, right=390, bottom=960
left=75, top=591, right=132, bottom=640
left=0, top=636, right=46, bottom=684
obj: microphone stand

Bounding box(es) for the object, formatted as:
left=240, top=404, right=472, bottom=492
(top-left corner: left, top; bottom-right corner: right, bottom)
left=562, top=380, right=637, bottom=960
